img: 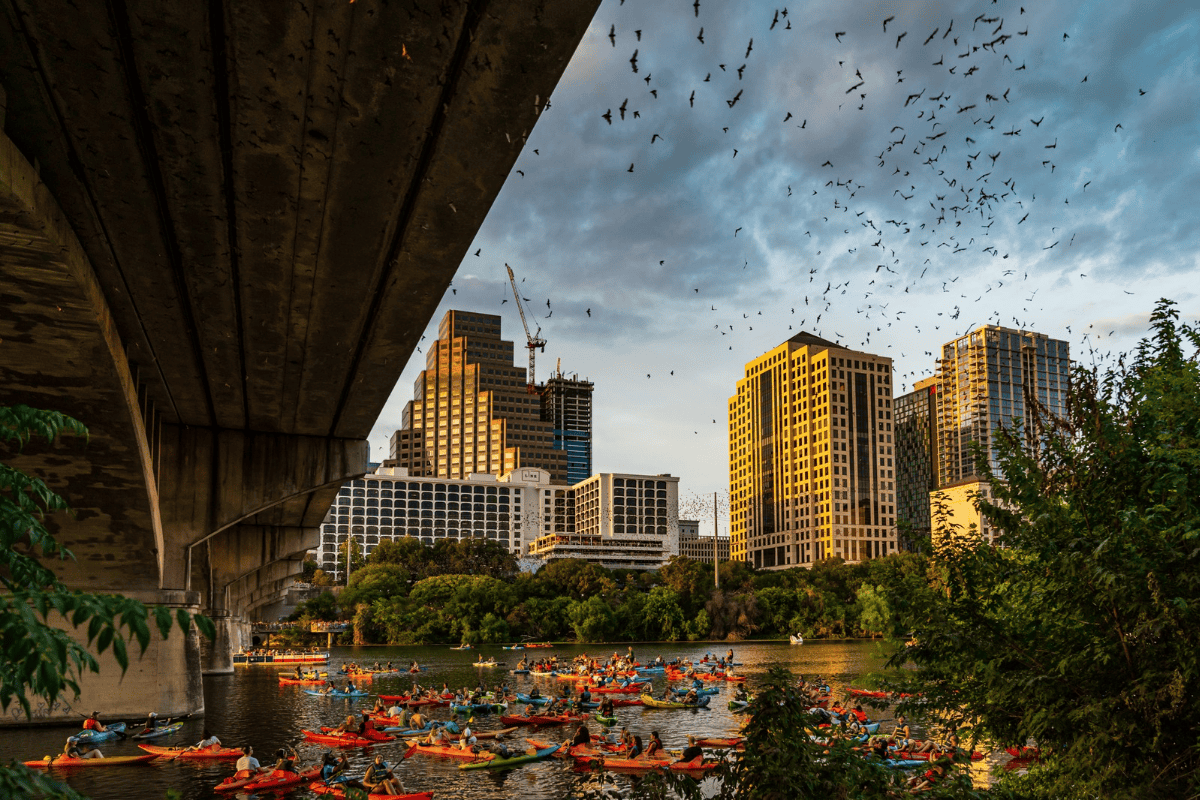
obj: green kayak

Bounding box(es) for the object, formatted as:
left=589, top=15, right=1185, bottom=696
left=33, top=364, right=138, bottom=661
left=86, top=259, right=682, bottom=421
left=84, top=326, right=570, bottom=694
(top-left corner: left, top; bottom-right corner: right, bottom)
left=594, top=714, right=618, bottom=726
left=458, top=742, right=560, bottom=770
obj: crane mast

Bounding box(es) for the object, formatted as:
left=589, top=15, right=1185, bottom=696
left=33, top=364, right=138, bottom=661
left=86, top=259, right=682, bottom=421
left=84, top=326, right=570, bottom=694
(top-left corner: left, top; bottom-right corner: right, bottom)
left=506, top=265, right=546, bottom=393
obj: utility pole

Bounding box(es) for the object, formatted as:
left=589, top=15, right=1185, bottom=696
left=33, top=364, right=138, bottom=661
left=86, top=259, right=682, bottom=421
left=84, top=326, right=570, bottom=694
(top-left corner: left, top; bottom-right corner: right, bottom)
left=714, top=491, right=720, bottom=589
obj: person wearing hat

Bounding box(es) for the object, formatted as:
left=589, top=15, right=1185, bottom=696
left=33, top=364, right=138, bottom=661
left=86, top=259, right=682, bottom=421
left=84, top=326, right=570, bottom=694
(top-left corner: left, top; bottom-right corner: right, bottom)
left=139, top=712, right=161, bottom=736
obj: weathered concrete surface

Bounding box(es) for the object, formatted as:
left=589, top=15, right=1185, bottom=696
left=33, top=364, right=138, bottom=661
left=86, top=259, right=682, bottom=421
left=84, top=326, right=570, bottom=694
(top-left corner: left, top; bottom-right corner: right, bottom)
left=11, top=591, right=204, bottom=727
left=0, top=0, right=601, bottom=722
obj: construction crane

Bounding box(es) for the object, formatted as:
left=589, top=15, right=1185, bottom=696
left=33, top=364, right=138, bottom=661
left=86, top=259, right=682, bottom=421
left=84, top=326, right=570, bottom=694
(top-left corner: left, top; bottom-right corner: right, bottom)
left=506, top=265, right=546, bottom=393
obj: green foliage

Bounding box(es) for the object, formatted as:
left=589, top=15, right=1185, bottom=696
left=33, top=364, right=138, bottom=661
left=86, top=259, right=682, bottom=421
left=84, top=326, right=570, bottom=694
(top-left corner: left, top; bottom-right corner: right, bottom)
left=288, top=590, right=340, bottom=622
left=886, top=301, right=1200, bottom=800
left=1, top=405, right=204, bottom=790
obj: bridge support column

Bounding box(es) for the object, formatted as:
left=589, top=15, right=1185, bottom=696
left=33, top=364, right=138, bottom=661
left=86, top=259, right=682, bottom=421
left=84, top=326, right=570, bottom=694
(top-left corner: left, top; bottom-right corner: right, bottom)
left=1, top=590, right=204, bottom=727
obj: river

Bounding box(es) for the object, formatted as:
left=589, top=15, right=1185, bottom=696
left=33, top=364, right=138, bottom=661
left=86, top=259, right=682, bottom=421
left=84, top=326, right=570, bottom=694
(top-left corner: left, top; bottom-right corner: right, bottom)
left=1, top=640, right=907, bottom=799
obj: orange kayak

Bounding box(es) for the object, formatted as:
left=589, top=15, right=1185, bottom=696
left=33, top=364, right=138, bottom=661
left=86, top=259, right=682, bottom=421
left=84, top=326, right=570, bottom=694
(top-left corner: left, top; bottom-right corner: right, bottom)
left=24, top=754, right=157, bottom=769
left=243, top=766, right=321, bottom=792
left=138, top=744, right=242, bottom=759
left=308, top=784, right=433, bottom=800
left=410, top=743, right=495, bottom=762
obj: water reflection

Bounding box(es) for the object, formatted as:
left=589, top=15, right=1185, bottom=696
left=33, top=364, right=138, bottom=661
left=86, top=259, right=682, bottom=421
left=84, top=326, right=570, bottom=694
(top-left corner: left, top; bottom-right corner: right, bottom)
left=0, top=641, right=892, bottom=799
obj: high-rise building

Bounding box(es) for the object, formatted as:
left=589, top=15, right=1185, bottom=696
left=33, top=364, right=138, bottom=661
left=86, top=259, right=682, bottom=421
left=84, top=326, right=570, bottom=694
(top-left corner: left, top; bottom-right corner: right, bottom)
left=929, top=326, right=1070, bottom=545
left=540, top=371, right=594, bottom=484
left=678, top=520, right=731, bottom=562
left=728, top=332, right=899, bottom=570
left=527, top=473, right=680, bottom=570
left=933, top=326, right=1070, bottom=487
left=894, top=375, right=937, bottom=544
left=389, top=310, right=568, bottom=481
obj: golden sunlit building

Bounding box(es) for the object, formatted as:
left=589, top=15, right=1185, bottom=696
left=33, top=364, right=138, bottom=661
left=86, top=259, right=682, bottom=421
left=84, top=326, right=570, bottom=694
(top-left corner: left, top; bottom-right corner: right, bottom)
left=389, top=310, right=568, bottom=481
left=728, top=332, right=900, bottom=569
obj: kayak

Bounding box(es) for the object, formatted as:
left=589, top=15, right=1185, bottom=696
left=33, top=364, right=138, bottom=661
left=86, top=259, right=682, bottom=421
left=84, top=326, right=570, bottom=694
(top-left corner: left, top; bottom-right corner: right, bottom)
left=594, top=714, right=618, bottom=726
left=138, top=744, right=242, bottom=759
left=670, top=686, right=720, bottom=696
left=451, top=702, right=505, bottom=715
left=587, top=684, right=645, bottom=694
left=473, top=661, right=499, bottom=668
left=610, top=698, right=644, bottom=707
left=502, top=645, right=525, bottom=650
left=728, top=699, right=750, bottom=712
left=639, top=694, right=711, bottom=709
left=411, top=743, right=494, bottom=761
left=304, top=689, right=370, bottom=698
left=892, top=749, right=985, bottom=761
left=214, top=768, right=258, bottom=792
left=68, top=722, right=127, bottom=744
left=308, top=783, right=433, bottom=800
left=458, top=742, right=561, bottom=770
left=132, top=721, right=185, bottom=739
left=449, top=644, right=472, bottom=650
left=242, top=766, right=322, bottom=792
left=884, top=759, right=927, bottom=769
left=302, top=729, right=395, bottom=747
left=24, top=754, right=156, bottom=769
left=697, top=737, right=745, bottom=748
left=515, top=693, right=551, bottom=705
left=279, top=677, right=328, bottom=685
left=576, top=754, right=716, bottom=773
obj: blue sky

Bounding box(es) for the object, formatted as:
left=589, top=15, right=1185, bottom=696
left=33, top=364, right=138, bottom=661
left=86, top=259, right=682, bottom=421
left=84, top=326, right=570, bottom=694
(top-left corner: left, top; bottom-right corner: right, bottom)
left=369, top=0, right=1200, bottom=529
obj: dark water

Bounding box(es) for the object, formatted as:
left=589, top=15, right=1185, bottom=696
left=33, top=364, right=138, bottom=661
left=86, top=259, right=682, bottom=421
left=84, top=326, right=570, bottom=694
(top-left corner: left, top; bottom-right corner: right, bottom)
left=1, top=641, right=891, bottom=799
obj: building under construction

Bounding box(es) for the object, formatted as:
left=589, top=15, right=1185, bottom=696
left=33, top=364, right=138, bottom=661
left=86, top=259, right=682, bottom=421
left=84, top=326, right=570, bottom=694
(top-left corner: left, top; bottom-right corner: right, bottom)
left=541, top=368, right=594, bottom=484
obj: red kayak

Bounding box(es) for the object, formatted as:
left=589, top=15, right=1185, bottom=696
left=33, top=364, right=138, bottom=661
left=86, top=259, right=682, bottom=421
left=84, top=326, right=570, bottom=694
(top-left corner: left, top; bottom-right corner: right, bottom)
left=243, top=766, right=322, bottom=792
left=697, top=737, right=745, bottom=749
left=24, top=754, right=157, bottom=769
left=892, top=750, right=985, bottom=761
left=138, top=744, right=242, bottom=760
left=214, top=769, right=258, bottom=792
left=588, top=684, right=647, bottom=694
left=1005, top=746, right=1040, bottom=759
left=303, top=729, right=395, bottom=747
left=308, top=784, right=433, bottom=800
left=610, top=698, right=645, bottom=707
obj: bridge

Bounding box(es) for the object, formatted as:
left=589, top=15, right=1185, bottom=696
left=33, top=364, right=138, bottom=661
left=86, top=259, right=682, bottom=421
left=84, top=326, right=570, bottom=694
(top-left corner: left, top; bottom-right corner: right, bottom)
left=0, top=0, right=599, bottom=724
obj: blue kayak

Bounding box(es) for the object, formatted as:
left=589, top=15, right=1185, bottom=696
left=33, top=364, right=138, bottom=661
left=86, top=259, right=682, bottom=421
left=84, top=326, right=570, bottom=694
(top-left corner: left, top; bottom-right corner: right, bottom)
left=69, top=722, right=127, bottom=744
left=515, top=694, right=551, bottom=706
left=510, top=669, right=530, bottom=675
left=131, top=721, right=184, bottom=740
left=381, top=721, right=437, bottom=736
left=671, top=687, right=720, bottom=696
left=885, top=758, right=926, bottom=768
left=303, top=689, right=369, bottom=698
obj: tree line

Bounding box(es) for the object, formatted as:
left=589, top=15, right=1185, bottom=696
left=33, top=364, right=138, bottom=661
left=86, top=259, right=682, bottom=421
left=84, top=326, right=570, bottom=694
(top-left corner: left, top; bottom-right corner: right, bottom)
left=288, top=535, right=927, bottom=646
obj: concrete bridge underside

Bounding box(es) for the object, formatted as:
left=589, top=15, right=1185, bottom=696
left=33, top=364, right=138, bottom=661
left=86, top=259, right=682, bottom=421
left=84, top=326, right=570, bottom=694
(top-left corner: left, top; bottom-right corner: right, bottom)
left=0, top=0, right=599, bottom=723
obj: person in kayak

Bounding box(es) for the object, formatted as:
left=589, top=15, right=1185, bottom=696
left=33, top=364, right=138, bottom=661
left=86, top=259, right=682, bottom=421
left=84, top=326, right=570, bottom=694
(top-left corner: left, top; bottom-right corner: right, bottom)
left=676, top=735, right=703, bottom=764
left=645, top=731, right=664, bottom=759
left=683, top=688, right=699, bottom=705
left=270, top=745, right=299, bottom=773
left=62, top=739, right=103, bottom=760
left=236, top=745, right=264, bottom=773
left=627, top=735, right=644, bottom=760
left=456, top=722, right=477, bottom=750
left=332, top=715, right=358, bottom=735
left=320, top=752, right=348, bottom=784
left=184, top=728, right=222, bottom=752
left=408, top=710, right=426, bottom=731
left=598, top=696, right=615, bottom=717
left=570, top=723, right=591, bottom=748
left=82, top=712, right=109, bottom=733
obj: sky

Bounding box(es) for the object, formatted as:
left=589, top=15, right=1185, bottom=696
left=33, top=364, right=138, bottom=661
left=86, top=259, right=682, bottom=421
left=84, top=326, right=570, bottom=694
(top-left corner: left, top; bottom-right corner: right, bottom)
left=368, top=0, right=1200, bottom=530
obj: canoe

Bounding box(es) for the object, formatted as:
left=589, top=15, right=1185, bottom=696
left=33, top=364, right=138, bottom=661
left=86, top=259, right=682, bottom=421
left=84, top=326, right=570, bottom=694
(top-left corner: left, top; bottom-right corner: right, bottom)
left=302, top=729, right=394, bottom=747
left=304, top=689, right=370, bottom=698
left=411, top=743, right=494, bottom=761
left=24, top=754, right=156, bottom=769
left=132, top=721, right=185, bottom=740
left=639, top=694, right=711, bottom=709
left=138, top=744, right=242, bottom=759
left=458, top=742, right=561, bottom=770
left=279, top=677, right=328, bottom=686
left=308, top=783, right=433, bottom=800
left=68, top=722, right=127, bottom=744
left=243, top=766, right=322, bottom=792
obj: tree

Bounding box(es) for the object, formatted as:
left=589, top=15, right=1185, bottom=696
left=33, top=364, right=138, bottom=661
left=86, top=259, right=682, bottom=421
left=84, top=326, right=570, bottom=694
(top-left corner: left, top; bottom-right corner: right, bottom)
left=887, top=301, right=1200, bottom=800
left=335, top=537, right=365, bottom=576
left=1, top=405, right=204, bottom=797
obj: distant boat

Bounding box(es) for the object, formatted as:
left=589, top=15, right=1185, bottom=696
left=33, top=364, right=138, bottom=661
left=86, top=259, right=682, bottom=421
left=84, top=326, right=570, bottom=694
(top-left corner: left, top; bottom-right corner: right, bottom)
left=789, top=634, right=804, bottom=645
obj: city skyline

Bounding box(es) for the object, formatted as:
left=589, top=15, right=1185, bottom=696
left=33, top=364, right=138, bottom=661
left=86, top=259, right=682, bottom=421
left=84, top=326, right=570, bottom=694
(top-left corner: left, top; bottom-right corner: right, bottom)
left=365, top=0, right=1198, bottom=527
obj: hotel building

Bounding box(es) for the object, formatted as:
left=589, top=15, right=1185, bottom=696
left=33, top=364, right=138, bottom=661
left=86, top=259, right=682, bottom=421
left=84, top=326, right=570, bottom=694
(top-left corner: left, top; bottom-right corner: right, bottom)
left=315, top=465, right=557, bottom=581
left=388, top=310, right=577, bottom=482
left=728, top=332, right=899, bottom=569
left=929, top=326, right=1070, bottom=544
left=527, top=473, right=680, bottom=570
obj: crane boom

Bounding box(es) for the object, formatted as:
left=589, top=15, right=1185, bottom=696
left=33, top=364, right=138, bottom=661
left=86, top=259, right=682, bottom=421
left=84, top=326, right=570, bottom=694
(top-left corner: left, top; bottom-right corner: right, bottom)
left=506, top=265, right=546, bottom=392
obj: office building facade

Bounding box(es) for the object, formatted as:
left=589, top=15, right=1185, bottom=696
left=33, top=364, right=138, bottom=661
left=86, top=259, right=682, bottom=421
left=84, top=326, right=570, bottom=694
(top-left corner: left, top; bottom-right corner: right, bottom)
left=728, top=332, right=899, bottom=570
left=894, top=376, right=937, bottom=544
left=388, top=310, right=568, bottom=481
left=678, top=520, right=731, bottom=562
